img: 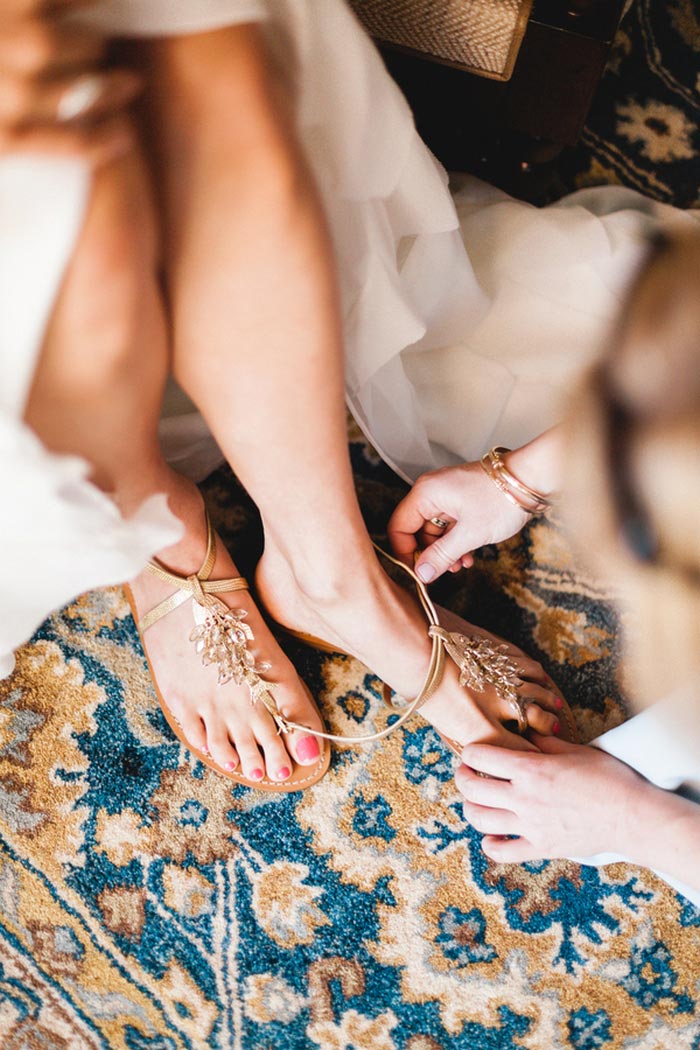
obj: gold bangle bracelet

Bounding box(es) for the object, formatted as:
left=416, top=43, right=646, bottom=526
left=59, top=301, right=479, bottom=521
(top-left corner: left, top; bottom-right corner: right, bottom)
left=480, top=446, right=553, bottom=516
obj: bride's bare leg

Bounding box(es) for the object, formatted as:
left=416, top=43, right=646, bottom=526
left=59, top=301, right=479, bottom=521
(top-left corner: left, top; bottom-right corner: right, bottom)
left=24, top=139, right=324, bottom=781
left=142, top=27, right=561, bottom=750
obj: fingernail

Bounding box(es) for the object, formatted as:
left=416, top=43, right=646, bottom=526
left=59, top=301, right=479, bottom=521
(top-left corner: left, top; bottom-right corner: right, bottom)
left=554, top=697, right=563, bottom=709
left=250, top=768, right=264, bottom=781
left=224, top=760, right=237, bottom=771
left=416, top=564, right=436, bottom=583
left=552, top=721, right=561, bottom=735
left=276, top=767, right=291, bottom=781
left=297, top=736, right=320, bottom=763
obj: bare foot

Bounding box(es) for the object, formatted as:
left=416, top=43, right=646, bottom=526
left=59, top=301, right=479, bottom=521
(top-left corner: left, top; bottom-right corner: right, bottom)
left=256, top=541, right=567, bottom=753
left=128, top=479, right=327, bottom=785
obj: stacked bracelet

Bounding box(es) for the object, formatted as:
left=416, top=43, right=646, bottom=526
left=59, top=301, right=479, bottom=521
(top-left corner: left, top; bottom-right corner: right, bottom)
left=479, top=446, right=553, bottom=516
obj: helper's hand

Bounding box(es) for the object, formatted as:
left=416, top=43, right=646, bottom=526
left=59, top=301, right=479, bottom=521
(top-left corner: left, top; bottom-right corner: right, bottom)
left=456, top=734, right=650, bottom=862
left=387, top=460, right=530, bottom=584
left=0, top=0, right=141, bottom=164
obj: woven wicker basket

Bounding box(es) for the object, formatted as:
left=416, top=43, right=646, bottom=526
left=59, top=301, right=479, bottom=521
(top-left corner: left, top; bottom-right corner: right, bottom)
left=349, top=0, right=534, bottom=81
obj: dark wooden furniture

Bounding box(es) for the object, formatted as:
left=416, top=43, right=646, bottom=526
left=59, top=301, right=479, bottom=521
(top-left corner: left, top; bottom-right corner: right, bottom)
left=378, top=0, right=628, bottom=197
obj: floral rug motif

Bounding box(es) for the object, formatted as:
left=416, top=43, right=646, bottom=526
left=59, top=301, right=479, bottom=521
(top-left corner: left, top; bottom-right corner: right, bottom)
left=557, top=0, right=700, bottom=206
left=1, top=451, right=699, bottom=1050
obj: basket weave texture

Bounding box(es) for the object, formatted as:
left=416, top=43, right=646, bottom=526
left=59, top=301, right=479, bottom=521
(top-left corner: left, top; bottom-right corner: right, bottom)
left=350, top=0, right=533, bottom=80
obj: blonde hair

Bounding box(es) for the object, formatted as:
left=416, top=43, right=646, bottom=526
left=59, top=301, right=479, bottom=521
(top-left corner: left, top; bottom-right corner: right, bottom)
left=565, top=226, right=700, bottom=707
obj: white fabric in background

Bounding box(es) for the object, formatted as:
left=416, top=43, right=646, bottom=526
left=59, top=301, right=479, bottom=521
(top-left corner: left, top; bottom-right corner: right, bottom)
left=575, top=681, right=700, bottom=907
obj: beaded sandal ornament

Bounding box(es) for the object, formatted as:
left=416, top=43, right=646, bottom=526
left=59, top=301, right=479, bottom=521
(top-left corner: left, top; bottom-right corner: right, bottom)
left=124, top=512, right=330, bottom=792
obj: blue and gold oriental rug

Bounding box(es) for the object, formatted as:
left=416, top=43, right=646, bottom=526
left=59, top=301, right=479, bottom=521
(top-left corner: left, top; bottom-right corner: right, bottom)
left=2, top=439, right=699, bottom=1049
left=2, top=1, right=700, bottom=1046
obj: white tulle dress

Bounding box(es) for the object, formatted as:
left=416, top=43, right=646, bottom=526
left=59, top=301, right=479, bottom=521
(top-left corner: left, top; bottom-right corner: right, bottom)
left=1, top=0, right=698, bottom=900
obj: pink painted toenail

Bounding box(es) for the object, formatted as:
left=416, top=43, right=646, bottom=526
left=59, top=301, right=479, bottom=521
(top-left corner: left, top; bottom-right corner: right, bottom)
left=296, top=736, right=320, bottom=763
left=250, top=768, right=264, bottom=781
left=224, top=761, right=237, bottom=771
left=552, top=721, right=561, bottom=735
left=554, top=697, right=563, bottom=709
left=276, top=767, right=291, bottom=781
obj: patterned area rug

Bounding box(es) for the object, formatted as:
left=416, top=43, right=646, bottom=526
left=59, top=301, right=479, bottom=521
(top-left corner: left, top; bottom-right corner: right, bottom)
left=2, top=3, right=700, bottom=1048
left=555, top=0, right=700, bottom=205
left=2, top=451, right=700, bottom=1050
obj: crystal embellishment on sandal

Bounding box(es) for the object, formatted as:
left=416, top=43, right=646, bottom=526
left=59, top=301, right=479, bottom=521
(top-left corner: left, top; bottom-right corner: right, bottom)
left=429, top=626, right=521, bottom=706
left=190, top=602, right=273, bottom=701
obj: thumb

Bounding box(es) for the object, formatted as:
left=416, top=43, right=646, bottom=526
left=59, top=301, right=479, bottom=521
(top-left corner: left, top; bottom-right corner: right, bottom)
left=415, top=528, right=471, bottom=583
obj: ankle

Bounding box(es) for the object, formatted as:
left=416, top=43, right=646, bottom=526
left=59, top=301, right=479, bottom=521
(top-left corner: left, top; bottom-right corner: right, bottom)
left=260, top=534, right=400, bottom=611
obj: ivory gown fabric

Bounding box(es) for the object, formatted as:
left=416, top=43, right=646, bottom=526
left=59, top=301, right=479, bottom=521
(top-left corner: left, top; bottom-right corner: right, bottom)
left=0, top=0, right=697, bottom=900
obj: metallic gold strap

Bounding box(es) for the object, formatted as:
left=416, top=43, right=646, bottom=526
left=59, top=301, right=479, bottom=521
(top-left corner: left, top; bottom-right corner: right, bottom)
left=138, top=510, right=249, bottom=634
left=273, top=544, right=448, bottom=745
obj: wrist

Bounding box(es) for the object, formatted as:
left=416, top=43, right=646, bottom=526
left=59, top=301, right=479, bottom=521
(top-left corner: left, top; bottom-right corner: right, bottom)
left=622, top=782, right=699, bottom=872
left=504, top=428, right=562, bottom=498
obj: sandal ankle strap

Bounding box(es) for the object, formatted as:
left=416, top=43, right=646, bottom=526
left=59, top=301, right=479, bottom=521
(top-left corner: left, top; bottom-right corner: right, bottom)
left=138, top=511, right=249, bottom=634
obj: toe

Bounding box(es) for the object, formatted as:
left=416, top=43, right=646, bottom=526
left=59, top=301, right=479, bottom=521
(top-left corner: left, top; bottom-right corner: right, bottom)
left=203, top=716, right=241, bottom=772
left=178, top=711, right=209, bottom=756
left=290, top=730, right=321, bottom=766
left=525, top=703, right=560, bottom=736
left=271, top=678, right=325, bottom=767
left=257, top=726, right=294, bottom=782
left=232, top=731, right=266, bottom=783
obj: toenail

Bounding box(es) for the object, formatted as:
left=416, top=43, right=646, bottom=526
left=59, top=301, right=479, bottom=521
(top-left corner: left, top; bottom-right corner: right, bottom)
left=554, top=697, right=563, bottom=709
left=276, top=766, right=291, bottom=781
left=552, top=721, right=561, bottom=734
left=296, top=736, right=320, bottom=763
left=250, top=768, right=264, bottom=781
left=224, top=761, right=237, bottom=771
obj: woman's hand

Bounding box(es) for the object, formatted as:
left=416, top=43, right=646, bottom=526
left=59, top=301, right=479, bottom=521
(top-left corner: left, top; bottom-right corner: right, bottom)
left=388, top=428, right=563, bottom=584
left=387, top=459, right=530, bottom=583
left=0, top=0, right=140, bottom=164
left=456, top=734, right=652, bottom=862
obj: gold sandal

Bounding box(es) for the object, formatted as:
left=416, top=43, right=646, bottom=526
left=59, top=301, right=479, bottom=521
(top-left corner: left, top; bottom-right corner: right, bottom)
left=270, top=545, right=578, bottom=753
left=124, top=513, right=331, bottom=792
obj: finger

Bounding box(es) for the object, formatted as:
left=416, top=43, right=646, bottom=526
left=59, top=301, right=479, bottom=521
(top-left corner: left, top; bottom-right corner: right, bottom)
left=489, top=723, right=540, bottom=752
left=448, top=561, right=462, bottom=574
left=414, top=525, right=474, bottom=584
left=462, top=800, right=519, bottom=836
left=0, top=114, right=135, bottom=165
left=0, top=22, right=104, bottom=79
left=461, top=742, right=534, bottom=779
left=387, top=496, right=424, bottom=564
left=421, top=517, right=454, bottom=539
left=461, top=553, right=474, bottom=568
left=1, top=68, right=142, bottom=128
left=455, top=763, right=512, bottom=806
left=482, top=835, right=540, bottom=863
left=528, top=731, right=581, bottom=755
